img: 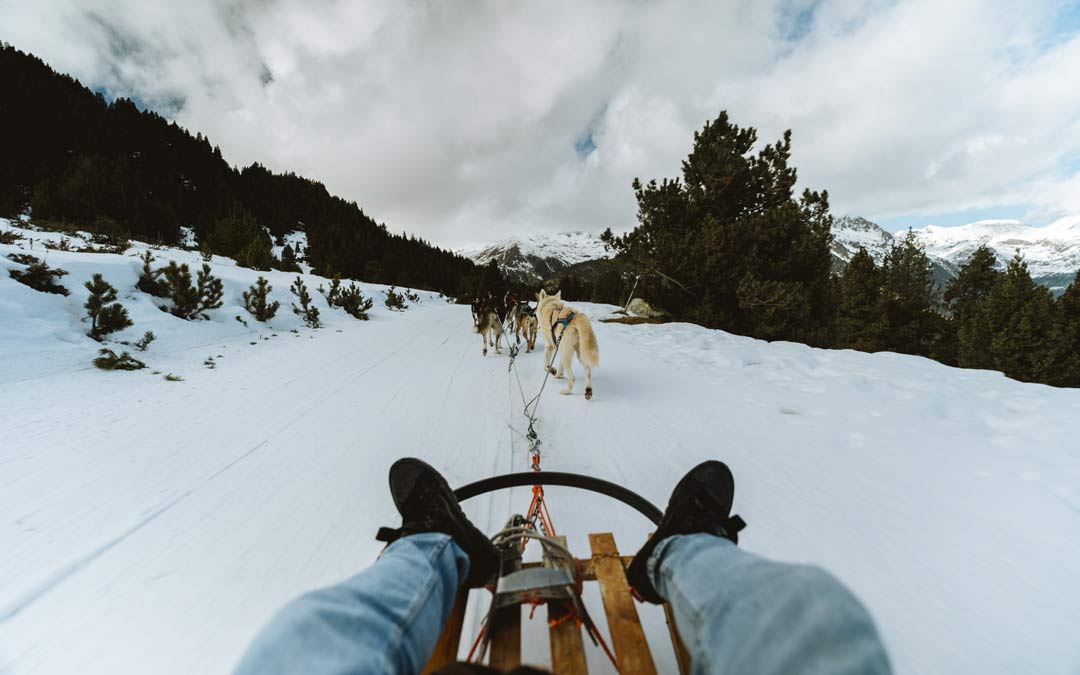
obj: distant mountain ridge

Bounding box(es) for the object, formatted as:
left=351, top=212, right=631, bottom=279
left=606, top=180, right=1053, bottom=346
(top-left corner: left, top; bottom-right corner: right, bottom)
left=830, top=216, right=960, bottom=289
left=461, top=216, right=1080, bottom=294
left=909, top=217, right=1080, bottom=293
left=832, top=215, right=1080, bottom=294
left=456, top=232, right=611, bottom=284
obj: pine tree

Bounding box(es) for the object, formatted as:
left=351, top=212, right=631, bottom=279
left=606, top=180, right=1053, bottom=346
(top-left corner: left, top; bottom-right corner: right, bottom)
left=276, top=243, right=301, bottom=273
left=9, top=256, right=69, bottom=295
left=601, top=111, right=833, bottom=344
left=946, top=246, right=1002, bottom=369
left=836, top=248, right=887, bottom=351
left=384, top=285, right=406, bottom=311
left=84, top=273, right=132, bottom=340
left=291, top=276, right=321, bottom=328
left=339, top=282, right=374, bottom=320
left=195, top=264, right=224, bottom=318
left=972, top=253, right=1056, bottom=382
left=136, top=250, right=165, bottom=296
left=206, top=206, right=261, bottom=258
left=878, top=233, right=951, bottom=359
left=321, top=273, right=343, bottom=306
left=236, top=232, right=274, bottom=271
left=1043, top=271, right=1080, bottom=387
left=159, top=262, right=223, bottom=320
left=243, top=276, right=280, bottom=322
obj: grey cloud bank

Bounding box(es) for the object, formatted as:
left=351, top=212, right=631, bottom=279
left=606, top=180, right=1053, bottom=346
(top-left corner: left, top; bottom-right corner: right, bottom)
left=3, top=0, right=1080, bottom=248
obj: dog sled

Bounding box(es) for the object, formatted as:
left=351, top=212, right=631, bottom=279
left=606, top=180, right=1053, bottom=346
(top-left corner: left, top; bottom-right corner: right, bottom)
left=421, top=471, right=692, bottom=675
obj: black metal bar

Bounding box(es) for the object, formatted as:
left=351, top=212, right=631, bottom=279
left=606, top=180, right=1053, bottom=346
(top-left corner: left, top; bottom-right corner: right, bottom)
left=454, top=471, right=663, bottom=525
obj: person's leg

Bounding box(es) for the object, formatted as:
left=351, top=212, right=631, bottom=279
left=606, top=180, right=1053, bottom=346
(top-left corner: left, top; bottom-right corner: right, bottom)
left=234, top=533, right=467, bottom=675
left=234, top=533, right=466, bottom=675
left=651, top=534, right=891, bottom=675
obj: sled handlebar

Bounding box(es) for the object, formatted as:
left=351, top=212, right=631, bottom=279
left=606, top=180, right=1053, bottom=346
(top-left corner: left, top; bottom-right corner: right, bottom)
left=454, top=471, right=663, bottom=525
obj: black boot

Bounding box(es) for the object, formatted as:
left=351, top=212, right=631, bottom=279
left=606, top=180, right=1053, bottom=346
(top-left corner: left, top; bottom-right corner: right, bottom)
left=376, top=458, right=499, bottom=587
left=626, top=460, right=746, bottom=604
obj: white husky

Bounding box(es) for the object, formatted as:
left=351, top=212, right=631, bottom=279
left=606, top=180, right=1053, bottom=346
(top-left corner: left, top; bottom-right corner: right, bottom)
left=536, top=290, right=599, bottom=399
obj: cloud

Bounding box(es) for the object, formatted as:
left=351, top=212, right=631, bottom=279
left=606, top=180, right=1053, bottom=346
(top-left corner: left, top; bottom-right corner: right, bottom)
left=2, top=0, right=1079, bottom=246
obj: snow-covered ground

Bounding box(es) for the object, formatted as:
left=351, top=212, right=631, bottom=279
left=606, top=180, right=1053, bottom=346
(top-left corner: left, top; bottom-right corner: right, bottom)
left=2, top=221, right=1079, bottom=674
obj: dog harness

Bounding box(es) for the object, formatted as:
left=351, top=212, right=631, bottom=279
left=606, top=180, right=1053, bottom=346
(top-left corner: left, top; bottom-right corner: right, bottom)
left=551, top=311, right=576, bottom=342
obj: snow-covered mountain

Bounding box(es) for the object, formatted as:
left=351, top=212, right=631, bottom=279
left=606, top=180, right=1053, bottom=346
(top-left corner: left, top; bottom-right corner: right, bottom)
left=832, top=215, right=1080, bottom=294
left=456, top=232, right=611, bottom=284
left=830, top=216, right=896, bottom=267
left=909, top=216, right=1080, bottom=293
left=830, top=216, right=960, bottom=287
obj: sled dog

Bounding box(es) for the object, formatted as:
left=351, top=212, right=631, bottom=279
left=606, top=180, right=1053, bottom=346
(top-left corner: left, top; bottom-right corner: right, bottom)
left=536, top=290, right=599, bottom=399
left=513, top=301, right=534, bottom=346
left=473, top=303, right=503, bottom=356
left=521, top=308, right=538, bottom=353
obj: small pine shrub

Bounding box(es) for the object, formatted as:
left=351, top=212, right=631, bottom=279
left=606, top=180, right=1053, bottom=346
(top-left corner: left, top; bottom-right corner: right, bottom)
left=340, top=283, right=374, bottom=320
left=243, top=276, right=280, bottom=322
left=204, top=357, right=216, bottom=369
left=84, top=274, right=133, bottom=340
left=384, top=286, right=407, bottom=311
left=7, top=253, right=37, bottom=265
left=134, top=330, right=156, bottom=351
left=136, top=250, right=166, bottom=296
left=320, top=274, right=343, bottom=306
left=163, top=373, right=183, bottom=381
left=8, top=255, right=69, bottom=295
left=0, top=230, right=24, bottom=244
left=93, top=348, right=146, bottom=371
left=405, top=289, right=421, bottom=303
left=159, top=262, right=223, bottom=320
left=291, top=276, right=321, bottom=328
left=237, top=233, right=275, bottom=271
left=275, top=244, right=302, bottom=273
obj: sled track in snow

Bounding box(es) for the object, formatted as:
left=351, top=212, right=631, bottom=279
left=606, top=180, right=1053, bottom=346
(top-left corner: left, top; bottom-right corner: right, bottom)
left=0, top=322, right=439, bottom=627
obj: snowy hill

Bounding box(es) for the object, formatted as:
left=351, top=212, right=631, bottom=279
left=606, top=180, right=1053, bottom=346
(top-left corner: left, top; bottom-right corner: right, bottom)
left=909, top=217, right=1080, bottom=293
left=456, top=232, right=611, bottom=284
left=2, top=220, right=1080, bottom=674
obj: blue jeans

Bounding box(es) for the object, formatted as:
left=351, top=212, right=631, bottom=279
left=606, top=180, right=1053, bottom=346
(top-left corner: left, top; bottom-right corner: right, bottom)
left=234, top=533, right=891, bottom=675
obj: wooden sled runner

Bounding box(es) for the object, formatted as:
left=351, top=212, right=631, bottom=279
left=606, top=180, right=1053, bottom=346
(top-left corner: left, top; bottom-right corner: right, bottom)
left=421, top=531, right=692, bottom=675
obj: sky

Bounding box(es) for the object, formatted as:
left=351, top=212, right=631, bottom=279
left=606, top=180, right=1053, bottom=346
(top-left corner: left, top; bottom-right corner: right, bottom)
left=2, top=0, right=1080, bottom=248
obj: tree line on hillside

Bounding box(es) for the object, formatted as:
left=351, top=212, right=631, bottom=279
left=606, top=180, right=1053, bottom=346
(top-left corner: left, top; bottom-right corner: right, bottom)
left=0, top=43, right=493, bottom=298
left=594, top=111, right=1080, bottom=388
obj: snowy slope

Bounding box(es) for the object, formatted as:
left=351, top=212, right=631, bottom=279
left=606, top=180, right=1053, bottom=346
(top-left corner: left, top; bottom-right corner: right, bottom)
left=2, top=222, right=1080, bottom=674
left=456, top=232, right=611, bottom=284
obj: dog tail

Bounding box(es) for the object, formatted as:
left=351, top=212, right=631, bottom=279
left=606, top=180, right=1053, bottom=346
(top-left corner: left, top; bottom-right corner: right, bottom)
left=575, top=315, right=599, bottom=367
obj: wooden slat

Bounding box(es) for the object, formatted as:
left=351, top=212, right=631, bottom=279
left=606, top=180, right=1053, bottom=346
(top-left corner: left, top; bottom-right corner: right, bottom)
left=488, top=604, right=521, bottom=670
left=421, top=588, right=468, bottom=674
left=663, top=602, right=693, bottom=675
left=589, top=533, right=657, bottom=675
left=548, top=536, right=589, bottom=675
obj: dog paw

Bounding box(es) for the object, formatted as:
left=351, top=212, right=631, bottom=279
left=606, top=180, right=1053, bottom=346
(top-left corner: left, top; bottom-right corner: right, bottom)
left=559, top=388, right=571, bottom=395
left=483, top=349, right=487, bottom=356
left=547, top=367, right=557, bottom=375
left=585, top=387, right=593, bottom=400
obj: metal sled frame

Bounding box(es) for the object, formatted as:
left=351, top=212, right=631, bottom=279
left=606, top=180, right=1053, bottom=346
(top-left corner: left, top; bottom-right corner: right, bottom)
left=420, top=473, right=693, bottom=675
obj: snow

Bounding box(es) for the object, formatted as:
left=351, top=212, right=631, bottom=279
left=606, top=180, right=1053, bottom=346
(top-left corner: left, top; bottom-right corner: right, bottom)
left=3, top=220, right=1080, bottom=674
